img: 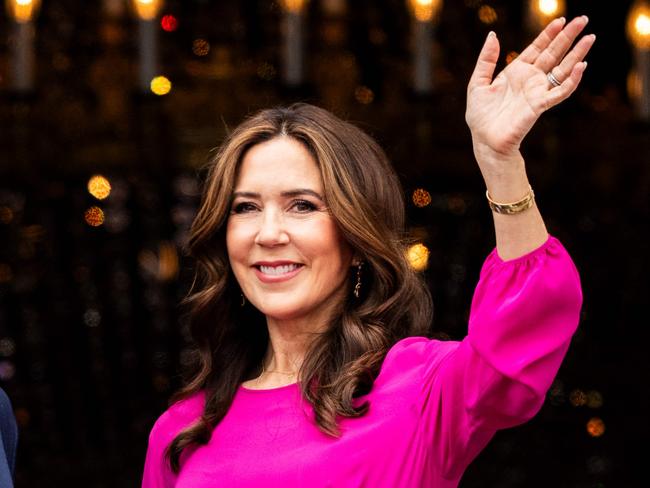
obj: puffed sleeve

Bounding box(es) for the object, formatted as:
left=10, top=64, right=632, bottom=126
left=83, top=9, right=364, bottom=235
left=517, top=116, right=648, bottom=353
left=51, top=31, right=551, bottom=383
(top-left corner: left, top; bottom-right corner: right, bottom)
left=418, top=235, right=583, bottom=479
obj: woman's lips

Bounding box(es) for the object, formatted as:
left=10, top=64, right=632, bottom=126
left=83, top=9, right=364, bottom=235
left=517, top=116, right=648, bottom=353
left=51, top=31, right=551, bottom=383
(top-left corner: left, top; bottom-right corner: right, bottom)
left=253, top=263, right=304, bottom=283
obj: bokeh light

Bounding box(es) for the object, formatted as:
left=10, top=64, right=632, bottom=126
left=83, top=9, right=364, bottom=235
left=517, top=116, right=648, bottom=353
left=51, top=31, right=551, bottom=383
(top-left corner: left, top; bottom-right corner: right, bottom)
left=412, top=188, right=432, bottom=207
left=587, top=417, right=605, bottom=437
left=407, top=0, right=443, bottom=22
left=6, top=0, right=41, bottom=23
left=538, top=0, right=560, bottom=16
left=627, top=2, right=650, bottom=49
left=570, top=389, right=587, bottom=407
left=87, top=175, right=111, bottom=200
left=506, top=51, right=519, bottom=64
left=84, top=309, right=101, bottom=328
left=280, top=0, right=308, bottom=13
left=150, top=75, right=172, bottom=95
left=587, top=390, right=604, bottom=408
left=354, top=86, right=374, bottom=104
left=0, top=360, right=15, bottom=381
left=478, top=5, right=498, bottom=24
left=407, top=243, right=430, bottom=271
left=528, top=0, right=565, bottom=31
left=84, top=206, right=105, bottom=227
left=192, top=38, right=210, bottom=56
left=257, top=62, right=277, bottom=80
left=161, top=14, right=178, bottom=32
left=138, top=242, right=179, bottom=282
left=131, top=0, right=163, bottom=21
left=0, top=338, right=16, bottom=357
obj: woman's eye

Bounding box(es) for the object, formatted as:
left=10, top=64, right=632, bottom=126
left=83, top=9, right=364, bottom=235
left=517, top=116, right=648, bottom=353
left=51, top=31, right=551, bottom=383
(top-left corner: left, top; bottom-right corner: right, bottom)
left=232, top=202, right=257, bottom=213
left=292, top=200, right=317, bottom=212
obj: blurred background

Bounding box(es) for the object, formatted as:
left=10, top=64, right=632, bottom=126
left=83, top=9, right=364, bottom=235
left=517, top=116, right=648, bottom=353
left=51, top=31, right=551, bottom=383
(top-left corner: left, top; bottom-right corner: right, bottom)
left=0, top=0, right=648, bottom=486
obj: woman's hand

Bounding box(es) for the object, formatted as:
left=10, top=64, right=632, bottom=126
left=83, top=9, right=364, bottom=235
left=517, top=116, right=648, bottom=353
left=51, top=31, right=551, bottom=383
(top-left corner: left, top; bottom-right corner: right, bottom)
left=465, top=16, right=596, bottom=172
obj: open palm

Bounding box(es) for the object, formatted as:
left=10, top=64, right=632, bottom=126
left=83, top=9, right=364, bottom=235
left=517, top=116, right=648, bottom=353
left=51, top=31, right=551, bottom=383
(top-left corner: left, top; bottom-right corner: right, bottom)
left=466, top=16, right=596, bottom=160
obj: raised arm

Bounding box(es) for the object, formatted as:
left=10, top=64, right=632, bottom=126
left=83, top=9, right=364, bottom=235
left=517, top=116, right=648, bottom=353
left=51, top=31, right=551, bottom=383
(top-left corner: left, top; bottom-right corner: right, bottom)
left=465, top=16, right=595, bottom=260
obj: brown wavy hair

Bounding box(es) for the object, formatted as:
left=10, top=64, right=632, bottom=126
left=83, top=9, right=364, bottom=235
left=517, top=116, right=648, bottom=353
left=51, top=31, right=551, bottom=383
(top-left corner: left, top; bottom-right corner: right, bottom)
left=165, top=103, right=433, bottom=472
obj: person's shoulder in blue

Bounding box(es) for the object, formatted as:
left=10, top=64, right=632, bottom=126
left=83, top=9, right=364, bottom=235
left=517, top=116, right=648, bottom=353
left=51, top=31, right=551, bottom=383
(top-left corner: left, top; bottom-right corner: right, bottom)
left=0, top=387, right=17, bottom=488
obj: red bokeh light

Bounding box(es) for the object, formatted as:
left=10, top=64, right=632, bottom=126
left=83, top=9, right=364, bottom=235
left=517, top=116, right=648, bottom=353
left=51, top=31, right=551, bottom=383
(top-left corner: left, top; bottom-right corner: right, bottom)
left=161, top=14, right=178, bottom=32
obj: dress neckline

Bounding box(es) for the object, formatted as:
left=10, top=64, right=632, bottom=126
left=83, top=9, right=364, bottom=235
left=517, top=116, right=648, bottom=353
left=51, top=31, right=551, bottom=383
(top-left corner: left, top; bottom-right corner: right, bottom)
left=239, top=382, right=299, bottom=393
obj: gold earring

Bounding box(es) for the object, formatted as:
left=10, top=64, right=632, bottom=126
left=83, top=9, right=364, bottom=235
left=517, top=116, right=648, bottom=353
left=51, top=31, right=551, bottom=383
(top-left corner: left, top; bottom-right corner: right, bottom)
left=240, top=293, right=246, bottom=307
left=353, top=262, right=363, bottom=298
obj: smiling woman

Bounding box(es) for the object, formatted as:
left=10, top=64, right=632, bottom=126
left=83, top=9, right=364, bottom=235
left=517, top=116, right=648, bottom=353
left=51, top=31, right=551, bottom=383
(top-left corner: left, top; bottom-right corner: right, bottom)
left=226, top=137, right=355, bottom=334
left=142, top=15, right=592, bottom=488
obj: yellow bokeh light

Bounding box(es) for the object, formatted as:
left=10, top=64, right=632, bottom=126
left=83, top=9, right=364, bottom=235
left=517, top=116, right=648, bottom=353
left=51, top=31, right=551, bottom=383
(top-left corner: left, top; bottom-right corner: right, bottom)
left=407, top=0, right=443, bottom=22
left=586, top=417, right=605, bottom=437
left=528, top=0, right=565, bottom=30
left=628, top=2, right=650, bottom=49
left=131, top=0, right=163, bottom=21
left=84, top=206, right=105, bottom=227
left=6, top=0, right=41, bottom=23
left=538, top=0, right=559, bottom=16
left=407, top=243, right=430, bottom=271
left=412, top=188, right=432, bottom=207
left=478, top=5, right=498, bottom=25
left=87, top=175, right=112, bottom=200
left=280, top=0, right=308, bottom=13
left=637, top=14, right=650, bottom=35
left=150, top=75, right=171, bottom=95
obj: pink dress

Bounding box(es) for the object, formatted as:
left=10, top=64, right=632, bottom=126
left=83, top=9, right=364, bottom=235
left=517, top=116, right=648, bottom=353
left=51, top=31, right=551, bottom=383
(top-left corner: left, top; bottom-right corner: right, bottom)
left=142, top=236, right=582, bottom=487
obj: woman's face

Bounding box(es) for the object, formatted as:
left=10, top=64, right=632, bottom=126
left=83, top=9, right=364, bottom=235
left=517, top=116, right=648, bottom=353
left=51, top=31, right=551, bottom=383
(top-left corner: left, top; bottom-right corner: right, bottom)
left=226, top=136, right=354, bottom=324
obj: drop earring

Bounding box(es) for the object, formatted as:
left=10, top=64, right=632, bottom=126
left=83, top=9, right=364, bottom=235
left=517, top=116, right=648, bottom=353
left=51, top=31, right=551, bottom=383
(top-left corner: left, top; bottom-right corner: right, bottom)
left=353, top=262, right=363, bottom=299
left=240, top=293, right=246, bottom=307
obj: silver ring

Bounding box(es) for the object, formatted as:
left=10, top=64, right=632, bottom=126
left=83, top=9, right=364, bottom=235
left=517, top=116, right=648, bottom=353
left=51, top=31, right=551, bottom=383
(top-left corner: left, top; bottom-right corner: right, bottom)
left=547, top=71, right=561, bottom=88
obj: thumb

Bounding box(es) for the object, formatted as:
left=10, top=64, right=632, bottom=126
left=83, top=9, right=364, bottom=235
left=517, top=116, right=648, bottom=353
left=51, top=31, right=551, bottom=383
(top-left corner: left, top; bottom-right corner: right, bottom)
left=468, top=31, right=500, bottom=90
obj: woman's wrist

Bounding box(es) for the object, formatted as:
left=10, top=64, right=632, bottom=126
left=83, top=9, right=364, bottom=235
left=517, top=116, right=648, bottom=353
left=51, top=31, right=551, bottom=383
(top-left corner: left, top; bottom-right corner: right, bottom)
left=473, top=148, right=531, bottom=202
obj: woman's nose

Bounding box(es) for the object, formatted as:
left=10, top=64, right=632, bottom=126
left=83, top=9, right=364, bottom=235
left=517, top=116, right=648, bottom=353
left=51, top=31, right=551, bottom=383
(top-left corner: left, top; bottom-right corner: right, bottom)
left=254, top=209, right=290, bottom=246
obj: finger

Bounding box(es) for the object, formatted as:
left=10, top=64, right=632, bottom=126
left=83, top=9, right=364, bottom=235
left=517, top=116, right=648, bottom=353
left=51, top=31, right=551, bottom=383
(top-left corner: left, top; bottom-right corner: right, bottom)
left=548, top=33, right=596, bottom=84
left=534, top=16, right=590, bottom=73
left=517, top=17, right=566, bottom=64
left=468, top=31, right=500, bottom=90
left=545, top=61, right=588, bottom=109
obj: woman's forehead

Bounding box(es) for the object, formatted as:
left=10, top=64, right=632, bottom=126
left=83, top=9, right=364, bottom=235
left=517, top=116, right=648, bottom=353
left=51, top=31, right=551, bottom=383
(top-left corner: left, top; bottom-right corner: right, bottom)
left=235, top=137, right=323, bottom=192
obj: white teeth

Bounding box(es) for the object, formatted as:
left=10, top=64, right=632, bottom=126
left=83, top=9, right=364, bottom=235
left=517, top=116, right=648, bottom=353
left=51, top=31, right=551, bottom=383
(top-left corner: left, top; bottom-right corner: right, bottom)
left=259, top=264, right=300, bottom=275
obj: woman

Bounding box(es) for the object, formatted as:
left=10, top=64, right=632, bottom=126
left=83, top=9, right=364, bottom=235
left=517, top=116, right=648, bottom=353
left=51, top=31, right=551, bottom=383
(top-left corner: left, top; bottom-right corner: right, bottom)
left=143, top=16, right=594, bottom=487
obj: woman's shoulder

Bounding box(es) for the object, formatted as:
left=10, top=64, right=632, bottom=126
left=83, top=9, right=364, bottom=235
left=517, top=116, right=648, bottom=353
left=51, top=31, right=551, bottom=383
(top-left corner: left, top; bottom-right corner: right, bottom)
left=381, top=336, right=460, bottom=376
left=148, top=390, right=205, bottom=447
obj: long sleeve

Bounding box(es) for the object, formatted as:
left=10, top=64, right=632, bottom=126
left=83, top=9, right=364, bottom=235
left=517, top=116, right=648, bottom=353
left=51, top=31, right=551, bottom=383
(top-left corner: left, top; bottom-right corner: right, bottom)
left=417, top=235, right=583, bottom=479
left=142, top=393, right=205, bottom=488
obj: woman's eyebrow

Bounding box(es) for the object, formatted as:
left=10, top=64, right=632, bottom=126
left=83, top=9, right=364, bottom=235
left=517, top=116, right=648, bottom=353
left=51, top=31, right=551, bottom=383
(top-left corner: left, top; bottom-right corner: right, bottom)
left=281, top=189, right=324, bottom=201
left=232, top=189, right=324, bottom=201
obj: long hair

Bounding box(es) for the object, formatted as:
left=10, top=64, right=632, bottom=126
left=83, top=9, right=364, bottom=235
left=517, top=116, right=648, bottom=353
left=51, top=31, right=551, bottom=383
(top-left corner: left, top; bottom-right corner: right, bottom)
left=165, top=103, right=433, bottom=472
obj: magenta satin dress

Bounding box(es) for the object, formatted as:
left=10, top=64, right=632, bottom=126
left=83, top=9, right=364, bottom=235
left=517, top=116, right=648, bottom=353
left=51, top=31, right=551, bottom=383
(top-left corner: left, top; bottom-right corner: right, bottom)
left=142, top=236, right=582, bottom=487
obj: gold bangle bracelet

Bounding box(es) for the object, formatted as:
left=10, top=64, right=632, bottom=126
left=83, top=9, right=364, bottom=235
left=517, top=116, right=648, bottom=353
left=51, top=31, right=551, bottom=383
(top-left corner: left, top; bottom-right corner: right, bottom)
left=486, top=185, right=535, bottom=215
